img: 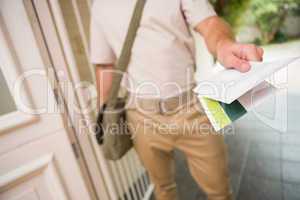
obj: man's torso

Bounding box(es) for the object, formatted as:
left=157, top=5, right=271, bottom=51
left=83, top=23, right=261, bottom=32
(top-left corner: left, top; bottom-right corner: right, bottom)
left=92, top=0, right=211, bottom=98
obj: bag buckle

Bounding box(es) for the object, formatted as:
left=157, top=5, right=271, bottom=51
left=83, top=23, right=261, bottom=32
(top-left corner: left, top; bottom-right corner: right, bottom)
left=159, top=98, right=179, bottom=115
left=159, top=99, right=168, bottom=115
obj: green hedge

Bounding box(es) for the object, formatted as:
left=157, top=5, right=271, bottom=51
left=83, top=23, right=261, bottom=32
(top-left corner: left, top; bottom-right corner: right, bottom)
left=210, top=0, right=300, bottom=44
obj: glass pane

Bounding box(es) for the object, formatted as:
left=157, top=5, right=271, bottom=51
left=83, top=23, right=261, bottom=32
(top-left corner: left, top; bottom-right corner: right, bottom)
left=0, top=68, right=17, bottom=115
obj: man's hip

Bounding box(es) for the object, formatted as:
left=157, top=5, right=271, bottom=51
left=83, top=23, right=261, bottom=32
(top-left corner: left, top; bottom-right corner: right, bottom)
left=125, top=91, right=232, bottom=200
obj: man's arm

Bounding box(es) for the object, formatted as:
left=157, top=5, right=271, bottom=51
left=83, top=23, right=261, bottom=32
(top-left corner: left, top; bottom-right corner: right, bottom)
left=195, top=16, right=264, bottom=72
left=95, top=64, right=113, bottom=108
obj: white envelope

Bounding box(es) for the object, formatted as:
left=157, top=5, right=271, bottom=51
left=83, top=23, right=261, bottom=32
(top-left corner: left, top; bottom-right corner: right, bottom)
left=194, top=56, right=300, bottom=104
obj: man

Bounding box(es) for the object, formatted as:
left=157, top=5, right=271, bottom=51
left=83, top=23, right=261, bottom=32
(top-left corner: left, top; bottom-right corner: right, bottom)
left=90, top=0, right=264, bottom=200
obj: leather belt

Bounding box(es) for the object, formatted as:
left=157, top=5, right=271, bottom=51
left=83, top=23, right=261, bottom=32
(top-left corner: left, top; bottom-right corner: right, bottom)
left=126, top=90, right=197, bottom=115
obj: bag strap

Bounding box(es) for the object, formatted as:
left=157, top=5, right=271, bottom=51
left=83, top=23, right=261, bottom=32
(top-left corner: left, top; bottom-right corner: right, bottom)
left=106, top=0, right=146, bottom=108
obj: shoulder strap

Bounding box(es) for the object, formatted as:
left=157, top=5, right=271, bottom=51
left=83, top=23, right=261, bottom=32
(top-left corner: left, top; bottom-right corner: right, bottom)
left=106, top=0, right=146, bottom=108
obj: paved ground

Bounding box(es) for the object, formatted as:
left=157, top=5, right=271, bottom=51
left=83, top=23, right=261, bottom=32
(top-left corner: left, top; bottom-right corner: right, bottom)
left=174, top=40, right=300, bottom=200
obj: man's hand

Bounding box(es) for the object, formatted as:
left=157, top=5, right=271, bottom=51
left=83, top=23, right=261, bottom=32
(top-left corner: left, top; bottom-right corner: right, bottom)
left=95, top=64, right=114, bottom=109
left=216, top=39, right=264, bottom=72
left=195, top=16, right=264, bottom=73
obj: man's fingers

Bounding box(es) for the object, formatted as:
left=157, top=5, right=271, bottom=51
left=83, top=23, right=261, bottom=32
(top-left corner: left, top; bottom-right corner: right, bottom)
left=239, top=62, right=251, bottom=72
left=257, top=47, right=264, bottom=59
left=242, top=44, right=263, bottom=61
left=219, top=42, right=264, bottom=73
left=227, top=55, right=251, bottom=73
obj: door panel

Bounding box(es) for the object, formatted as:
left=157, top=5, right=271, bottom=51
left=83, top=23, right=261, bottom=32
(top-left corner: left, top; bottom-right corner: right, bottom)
left=0, top=0, right=91, bottom=199
left=0, top=130, right=86, bottom=200
left=0, top=0, right=64, bottom=154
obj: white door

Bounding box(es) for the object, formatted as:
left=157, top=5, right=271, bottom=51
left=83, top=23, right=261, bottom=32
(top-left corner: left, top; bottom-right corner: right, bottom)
left=0, top=1, right=91, bottom=200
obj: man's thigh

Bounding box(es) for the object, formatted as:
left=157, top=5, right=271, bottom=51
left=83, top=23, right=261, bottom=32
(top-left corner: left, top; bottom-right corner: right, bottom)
left=174, top=100, right=232, bottom=199
left=126, top=108, right=176, bottom=183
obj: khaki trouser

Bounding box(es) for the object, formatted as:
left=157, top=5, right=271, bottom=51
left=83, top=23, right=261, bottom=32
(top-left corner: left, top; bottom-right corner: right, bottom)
left=126, top=94, right=232, bottom=200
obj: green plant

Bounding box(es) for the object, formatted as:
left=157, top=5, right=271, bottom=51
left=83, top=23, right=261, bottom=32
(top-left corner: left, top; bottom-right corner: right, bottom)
left=250, top=0, right=300, bottom=44
left=210, top=0, right=253, bottom=32
left=210, top=0, right=300, bottom=44
left=222, top=0, right=252, bottom=31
